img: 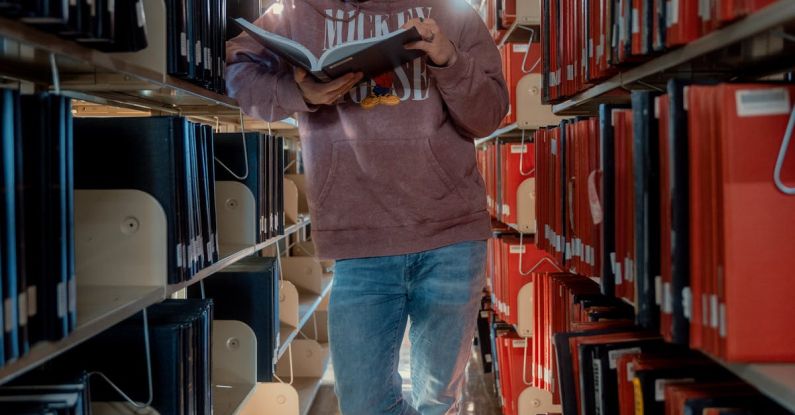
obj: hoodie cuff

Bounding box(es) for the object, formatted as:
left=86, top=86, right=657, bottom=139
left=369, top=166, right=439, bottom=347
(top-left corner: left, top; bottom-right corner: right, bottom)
left=276, top=73, right=319, bottom=114
left=427, top=44, right=472, bottom=90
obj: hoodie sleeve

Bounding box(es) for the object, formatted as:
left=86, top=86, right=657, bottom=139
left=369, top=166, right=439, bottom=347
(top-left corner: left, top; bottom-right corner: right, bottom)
left=225, top=11, right=318, bottom=122
left=428, top=8, right=509, bottom=139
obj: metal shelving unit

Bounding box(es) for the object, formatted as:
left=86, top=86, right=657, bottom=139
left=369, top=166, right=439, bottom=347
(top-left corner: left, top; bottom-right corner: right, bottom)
left=551, top=0, right=795, bottom=115
left=0, top=219, right=311, bottom=385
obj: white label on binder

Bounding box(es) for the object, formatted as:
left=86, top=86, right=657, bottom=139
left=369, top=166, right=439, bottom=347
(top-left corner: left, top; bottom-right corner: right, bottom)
left=664, top=282, right=673, bottom=313
left=551, top=138, right=558, bottom=155
left=506, top=305, right=511, bottom=316
left=28, top=285, right=37, bottom=317
left=710, top=294, right=719, bottom=328
left=624, top=258, right=632, bottom=281
left=615, top=263, right=623, bottom=284
left=627, top=361, right=636, bottom=381
left=702, top=293, right=708, bottom=325
left=136, top=1, right=146, bottom=28
left=655, top=378, right=693, bottom=401
left=196, top=41, right=202, bottom=64
left=89, top=0, right=96, bottom=16
left=177, top=244, right=184, bottom=268
left=181, top=33, right=188, bottom=57
left=538, top=366, right=543, bottom=380
left=512, top=44, right=530, bottom=53
left=205, top=48, right=212, bottom=70
left=513, top=339, right=527, bottom=348
left=57, top=282, right=67, bottom=318
left=594, top=359, right=603, bottom=415
left=510, top=144, right=527, bottom=154
left=481, top=311, right=489, bottom=318
left=545, top=368, right=552, bottom=384
left=4, top=300, right=12, bottom=332
left=655, top=276, right=663, bottom=306
left=672, top=0, right=680, bottom=24
left=69, top=278, right=77, bottom=313
left=108, top=0, right=115, bottom=12
left=719, top=303, right=727, bottom=338
left=610, top=252, right=617, bottom=274
left=609, top=347, right=642, bottom=369
left=485, top=354, right=493, bottom=363
left=510, top=245, right=526, bottom=254
left=589, top=39, right=594, bottom=58
left=654, top=97, right=661, bottom=119
left=682, top=287, right=692, bottom=319
left=632, top=9, right=640, bottom=33
left=502, top=204, right=511, bottom=216
left=567, top=65, right=574, bottom=80
left=70, top=0, right=77, bottom=5
left=565, top=242, right=572, bottom=260
left=736, top=88, right=791, bottom=117
left=18, top=293, right=28, bottom=327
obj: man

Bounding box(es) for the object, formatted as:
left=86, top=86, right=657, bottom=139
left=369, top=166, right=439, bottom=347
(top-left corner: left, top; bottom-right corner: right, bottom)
left=226, top=0, right=508, bottom=413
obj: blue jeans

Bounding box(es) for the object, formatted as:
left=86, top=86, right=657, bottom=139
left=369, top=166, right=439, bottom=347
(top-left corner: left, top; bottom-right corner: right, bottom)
left=328, top=240, right=487, bottom=415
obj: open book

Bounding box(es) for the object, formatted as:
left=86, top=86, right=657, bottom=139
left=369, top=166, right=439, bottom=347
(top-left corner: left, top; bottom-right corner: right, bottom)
left=234, top=18, right=424, bottom=82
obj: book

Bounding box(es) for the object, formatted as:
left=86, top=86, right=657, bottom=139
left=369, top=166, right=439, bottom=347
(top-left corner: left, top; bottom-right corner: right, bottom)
left=233, top=18, right=424, bottom=82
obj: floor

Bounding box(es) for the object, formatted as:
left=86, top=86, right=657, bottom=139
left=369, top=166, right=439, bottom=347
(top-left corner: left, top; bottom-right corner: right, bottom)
left=308, top=327, right=502, bottom=415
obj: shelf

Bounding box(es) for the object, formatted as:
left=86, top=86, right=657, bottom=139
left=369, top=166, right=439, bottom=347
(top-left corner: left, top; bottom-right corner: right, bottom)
left=294, top=376, right=326, bottom=415
left=167, top=217, right=312, bottom=296
left=214, top=383, right=257, bottom=415
left=717, top=361, right=795, bottom=412
left=475, top=123, right=520, bottom=146
left=552, top=0, right=795, bottom=115
left=0, top=16, right=298, bottom=132
left=0, top=285, right=164, bottom=384
left=277, top=277, right=333, bottom=359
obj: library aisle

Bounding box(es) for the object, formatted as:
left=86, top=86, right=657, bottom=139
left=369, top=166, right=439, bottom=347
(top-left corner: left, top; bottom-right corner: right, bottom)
left=2, top=0, right=795, bottom=414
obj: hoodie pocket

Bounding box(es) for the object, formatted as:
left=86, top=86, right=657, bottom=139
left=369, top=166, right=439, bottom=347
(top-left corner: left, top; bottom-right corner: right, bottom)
left=313, top=138, right=476, bottom=231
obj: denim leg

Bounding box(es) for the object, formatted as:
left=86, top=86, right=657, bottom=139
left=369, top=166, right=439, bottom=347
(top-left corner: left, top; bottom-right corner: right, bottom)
left=406, top=240, right=487, bottom=415
left=328, top=255, right=418, bottom=415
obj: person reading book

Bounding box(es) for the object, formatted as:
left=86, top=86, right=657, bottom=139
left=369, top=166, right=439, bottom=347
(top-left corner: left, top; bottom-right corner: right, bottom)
left=226, top=0, right=508, bottom=414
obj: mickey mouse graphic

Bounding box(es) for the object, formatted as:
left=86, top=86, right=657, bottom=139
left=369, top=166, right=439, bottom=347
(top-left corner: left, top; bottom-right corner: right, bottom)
left=360, top=71, right=401, bottom=109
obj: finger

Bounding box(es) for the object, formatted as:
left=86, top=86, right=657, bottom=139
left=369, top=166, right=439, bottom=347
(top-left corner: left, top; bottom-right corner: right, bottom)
left=401, top=18, right=421, bottom=29
left=405, top=41, right=431, bottom=51
left=327, top=76, right=362, bottom=99
left=293, top=67, right=307, bottom=83
left=320, top=72, right=357, bottom=92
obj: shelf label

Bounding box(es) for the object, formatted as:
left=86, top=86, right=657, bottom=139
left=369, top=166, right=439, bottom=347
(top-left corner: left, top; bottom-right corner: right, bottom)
left=510, top=144, right=527, bottom=154
left=609, top=347, right=642, bottom=369
left=512, top=339, right=527, bottom=348
left=512, top=44, right=530, bottom=53
left=510, top=245, right=526, bottom=254
left=736, top=88, right=791, bottom=117
left=28, top=285, right=38, bottom=318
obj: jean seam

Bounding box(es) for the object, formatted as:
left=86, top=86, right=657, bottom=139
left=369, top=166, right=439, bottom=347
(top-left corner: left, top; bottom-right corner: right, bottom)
left=388, top=293, right=407, bottom=413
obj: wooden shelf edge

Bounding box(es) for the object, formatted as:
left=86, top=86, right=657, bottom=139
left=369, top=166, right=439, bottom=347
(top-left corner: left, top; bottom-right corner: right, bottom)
left=277, top=277, right=333, bottom=360
left=551, top=0, right=795, bottom=115
left=0, top=286, right=165, bottom=385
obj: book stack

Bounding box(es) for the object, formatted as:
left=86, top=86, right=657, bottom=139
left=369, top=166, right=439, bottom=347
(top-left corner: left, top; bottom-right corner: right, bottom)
left=532, top=83, right=795, bottom=362
left=0, top=372, right=91, bottom=414
left=0, top=0, right=148, bottom=52
left=74, top=116, right=220, bottom=285
left=190, top=255, right=280, bottom=381
left=215, top=132, right=285, bottom=242
left=166, top=0, right=228, bottom=93
left=540, top=0, right=781, bottom=101
left=1, top=90, right=76, bottom=368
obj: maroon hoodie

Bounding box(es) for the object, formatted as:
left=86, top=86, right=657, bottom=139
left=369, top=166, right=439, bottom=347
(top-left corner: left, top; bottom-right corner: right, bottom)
left=226, top=0, right=508, bottom=259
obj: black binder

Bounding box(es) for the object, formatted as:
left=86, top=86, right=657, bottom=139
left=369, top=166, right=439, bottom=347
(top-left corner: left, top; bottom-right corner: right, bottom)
left=598, top=104, right=630, bottom=297
left=215, top=132, right=270, bottom=243
left=20, top=94, right=73, bottom=347
left=579, top=338, right=667, bottom=415
left=74, top=117, right=187, bottom=284
left=192, top=256, right=279, bottom=382
left=631, top=91, right=661, bottom=331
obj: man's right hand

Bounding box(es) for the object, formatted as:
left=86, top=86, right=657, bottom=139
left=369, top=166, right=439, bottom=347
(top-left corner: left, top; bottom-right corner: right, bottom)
left=294, top=68, right=364, bottom=106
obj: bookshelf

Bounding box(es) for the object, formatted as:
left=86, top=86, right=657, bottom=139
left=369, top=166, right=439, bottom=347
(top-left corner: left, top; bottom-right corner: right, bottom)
left=550, top=0, right=795, bottom=115
left=0, top=218, right=313, bottom=386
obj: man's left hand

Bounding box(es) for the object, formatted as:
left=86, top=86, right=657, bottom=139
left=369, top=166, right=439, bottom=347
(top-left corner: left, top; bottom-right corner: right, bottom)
left=402, top=18, right=458, bottom=67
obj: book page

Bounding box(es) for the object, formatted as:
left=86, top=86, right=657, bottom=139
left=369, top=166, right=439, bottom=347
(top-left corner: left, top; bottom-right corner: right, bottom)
left=234, top=18, right=319, bottom=70
left=317, top=28, right=409, bottom=68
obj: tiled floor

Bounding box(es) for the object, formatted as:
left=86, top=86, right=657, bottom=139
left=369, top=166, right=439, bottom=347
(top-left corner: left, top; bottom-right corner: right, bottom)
left=309, top=327, right=501, bottom=415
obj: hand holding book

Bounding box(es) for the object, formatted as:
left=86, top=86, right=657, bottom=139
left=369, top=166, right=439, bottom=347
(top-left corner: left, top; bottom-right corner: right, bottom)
left=402, top=18, right=459, bottom=67
left=295, top=69, right=364, bottom=106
